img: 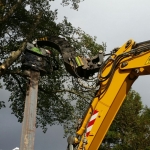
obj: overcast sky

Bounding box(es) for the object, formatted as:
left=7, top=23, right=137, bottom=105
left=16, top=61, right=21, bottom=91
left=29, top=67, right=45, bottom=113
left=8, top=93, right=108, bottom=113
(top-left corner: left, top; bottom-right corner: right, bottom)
left=1, top=0, right=150, bottom=150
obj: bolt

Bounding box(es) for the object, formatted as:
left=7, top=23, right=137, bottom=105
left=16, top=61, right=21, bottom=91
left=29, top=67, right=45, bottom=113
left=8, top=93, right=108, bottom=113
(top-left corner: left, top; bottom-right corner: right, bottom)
left=135, top=68, right=140, bottom=73
left=82, top=137, right=88, bottom=144
left=121, top=62, right=128, bottom=68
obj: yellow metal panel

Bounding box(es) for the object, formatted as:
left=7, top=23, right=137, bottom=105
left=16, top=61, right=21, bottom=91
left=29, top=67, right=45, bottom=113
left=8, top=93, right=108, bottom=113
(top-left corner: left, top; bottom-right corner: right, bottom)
left=86, top=76, right=135, bottom=150
left=77, top=39, right=137, bottom=150
left=77, top=69, right=135, bottom=150
left=145, top=56, right=150, bottom=65
left=100, top=69, right=131, bottom=106
left=115, top=39, right=135, bottom=54
left=120, top=51, right=150, bottom=70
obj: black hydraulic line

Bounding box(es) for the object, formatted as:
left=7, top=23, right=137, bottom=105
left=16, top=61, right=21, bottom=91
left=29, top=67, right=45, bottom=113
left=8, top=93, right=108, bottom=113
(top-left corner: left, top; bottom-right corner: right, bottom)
left=98, top=54, right=128, bottom=96
left=98, top=42, right=150, bottom=97
left=135, top=40, right=150, bottom=46
left=98, top=42, right=150, bottom=83
left=98, top=55, right=123, bottom=81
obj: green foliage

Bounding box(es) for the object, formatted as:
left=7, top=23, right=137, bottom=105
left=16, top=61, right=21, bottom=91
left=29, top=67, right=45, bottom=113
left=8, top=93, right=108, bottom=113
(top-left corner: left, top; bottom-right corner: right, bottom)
left=61, top=0, right=84, bottom=10
left=0, top=101, right=5, bottom=109
left=99, top=89, right=150, bottom=150
left=0, top=0, right=103, bottom=133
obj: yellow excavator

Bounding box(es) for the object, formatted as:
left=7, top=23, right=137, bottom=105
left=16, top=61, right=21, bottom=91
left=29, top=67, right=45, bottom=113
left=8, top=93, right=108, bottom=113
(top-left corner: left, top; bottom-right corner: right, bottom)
left=66, top=39, right=150, bottom=150
left=30, top=37, right=150, bottom=150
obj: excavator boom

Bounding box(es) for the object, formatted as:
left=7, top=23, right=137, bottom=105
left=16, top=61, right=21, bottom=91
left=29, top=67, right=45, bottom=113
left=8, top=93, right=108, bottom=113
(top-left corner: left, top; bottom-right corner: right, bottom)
left=69, top=39, right=150, bottom=150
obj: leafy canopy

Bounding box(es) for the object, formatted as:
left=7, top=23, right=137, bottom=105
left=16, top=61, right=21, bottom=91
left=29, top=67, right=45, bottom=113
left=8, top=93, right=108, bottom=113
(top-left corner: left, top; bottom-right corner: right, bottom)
left=0, top=0, right=103, bottom=132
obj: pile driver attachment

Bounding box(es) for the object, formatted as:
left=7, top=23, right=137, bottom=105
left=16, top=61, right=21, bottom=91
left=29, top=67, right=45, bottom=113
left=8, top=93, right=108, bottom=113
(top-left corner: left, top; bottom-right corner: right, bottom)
left=24, top=37, right=104, bottom=79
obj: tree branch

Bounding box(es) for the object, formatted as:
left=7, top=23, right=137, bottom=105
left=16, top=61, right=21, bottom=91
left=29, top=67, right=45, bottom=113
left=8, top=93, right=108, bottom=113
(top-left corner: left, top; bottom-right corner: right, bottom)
left=11, top=74, right=26, bottom=96
left=0, top=0, right=23, bottom=22
left=4, top=69, right=30, bottom=79
left=0, top=42, right=27, bottom=76
left=39, top=87, right=90, bottom=104
left=0, top=11, right=43, bottom=76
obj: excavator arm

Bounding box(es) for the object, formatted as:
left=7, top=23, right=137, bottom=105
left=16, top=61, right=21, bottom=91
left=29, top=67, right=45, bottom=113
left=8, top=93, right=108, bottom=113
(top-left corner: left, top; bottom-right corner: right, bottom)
left=67, top=39, right=150, bottom=150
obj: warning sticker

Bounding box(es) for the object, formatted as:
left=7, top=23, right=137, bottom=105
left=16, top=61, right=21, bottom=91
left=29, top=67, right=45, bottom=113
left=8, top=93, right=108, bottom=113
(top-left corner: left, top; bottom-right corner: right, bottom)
left=145, top=56, right=150, bottom=65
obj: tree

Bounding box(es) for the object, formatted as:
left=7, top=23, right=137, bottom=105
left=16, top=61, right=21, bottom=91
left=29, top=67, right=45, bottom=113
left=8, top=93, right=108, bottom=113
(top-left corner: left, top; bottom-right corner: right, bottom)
left=0, top=0, right=103, bottom=132
left=99, top=89, right=150, bottom=150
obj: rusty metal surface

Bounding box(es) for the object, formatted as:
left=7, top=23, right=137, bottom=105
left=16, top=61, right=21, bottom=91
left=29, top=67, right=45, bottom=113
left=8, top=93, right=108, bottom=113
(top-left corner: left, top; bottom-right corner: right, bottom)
left=20, top=70, right=40, bottom=150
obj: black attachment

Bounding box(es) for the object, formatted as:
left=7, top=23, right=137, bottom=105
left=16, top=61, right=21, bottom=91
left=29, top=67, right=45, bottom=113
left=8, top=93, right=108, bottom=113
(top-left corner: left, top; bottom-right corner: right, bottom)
left=21, top=43, right=59, bottom=75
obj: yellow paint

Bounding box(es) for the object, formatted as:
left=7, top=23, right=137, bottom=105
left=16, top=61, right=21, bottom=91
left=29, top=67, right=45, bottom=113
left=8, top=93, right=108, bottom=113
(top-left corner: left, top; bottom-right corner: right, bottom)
left=76, top=39, right=150, bottom=150
left=38, top=37, right=48, bottom=41
left=145, top=56, right=150, bottom=65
